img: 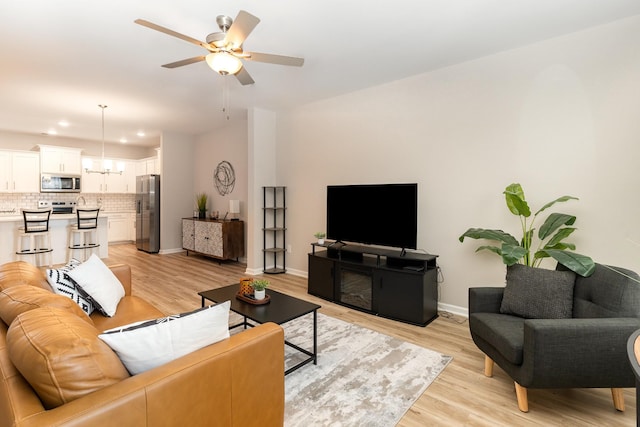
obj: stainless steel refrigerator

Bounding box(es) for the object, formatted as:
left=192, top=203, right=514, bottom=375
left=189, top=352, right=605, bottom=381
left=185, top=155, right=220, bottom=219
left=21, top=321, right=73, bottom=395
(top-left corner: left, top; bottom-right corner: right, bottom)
left=136, top=174, right=160, bottom=253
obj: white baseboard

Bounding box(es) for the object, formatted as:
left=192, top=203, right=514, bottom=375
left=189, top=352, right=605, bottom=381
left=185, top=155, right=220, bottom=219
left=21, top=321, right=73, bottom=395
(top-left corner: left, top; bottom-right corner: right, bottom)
left=438, top=302, right=468, bottom=318
left=284, top=267, right=307, bottom=278
left=159, top=250, right=468, bottom=316
left=159, top=248, right=183, bottom=255
left=243, top=266, right=308, bottom=277
left=244, top=266, right=262, bottom=276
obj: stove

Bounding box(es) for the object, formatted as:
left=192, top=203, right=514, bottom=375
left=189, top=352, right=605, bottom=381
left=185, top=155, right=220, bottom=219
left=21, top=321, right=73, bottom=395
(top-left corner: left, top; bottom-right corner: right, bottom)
left=38, top=200, right=77, bottom=214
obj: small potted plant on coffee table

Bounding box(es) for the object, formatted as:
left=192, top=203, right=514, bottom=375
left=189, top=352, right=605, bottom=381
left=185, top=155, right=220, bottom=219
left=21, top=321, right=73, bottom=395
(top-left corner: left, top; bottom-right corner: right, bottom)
left=251, top=279, right=270, bottom=300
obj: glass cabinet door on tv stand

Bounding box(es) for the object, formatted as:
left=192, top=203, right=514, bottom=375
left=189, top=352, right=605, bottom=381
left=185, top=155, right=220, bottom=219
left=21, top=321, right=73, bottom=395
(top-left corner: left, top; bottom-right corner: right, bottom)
left=263, top=186, right=286, bottom=274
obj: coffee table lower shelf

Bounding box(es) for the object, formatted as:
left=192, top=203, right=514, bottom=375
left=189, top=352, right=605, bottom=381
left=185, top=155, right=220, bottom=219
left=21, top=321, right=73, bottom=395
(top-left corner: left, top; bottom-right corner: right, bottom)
left=229, top=312, right=317, bottom=375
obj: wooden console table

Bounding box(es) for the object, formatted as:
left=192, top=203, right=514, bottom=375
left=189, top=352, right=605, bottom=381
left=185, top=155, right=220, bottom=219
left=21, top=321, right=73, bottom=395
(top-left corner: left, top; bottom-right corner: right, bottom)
left=182, top=218, right=244, bottom=261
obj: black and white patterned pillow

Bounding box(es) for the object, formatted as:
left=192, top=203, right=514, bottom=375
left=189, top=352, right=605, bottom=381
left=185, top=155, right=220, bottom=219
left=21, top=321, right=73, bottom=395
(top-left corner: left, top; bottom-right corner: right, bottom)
left=46, top=259, right=95, bottom=315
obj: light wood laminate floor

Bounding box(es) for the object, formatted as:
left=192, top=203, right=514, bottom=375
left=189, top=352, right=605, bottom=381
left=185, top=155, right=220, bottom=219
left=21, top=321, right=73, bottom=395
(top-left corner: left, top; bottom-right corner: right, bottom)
left=105, top=244, right=636, bottom=426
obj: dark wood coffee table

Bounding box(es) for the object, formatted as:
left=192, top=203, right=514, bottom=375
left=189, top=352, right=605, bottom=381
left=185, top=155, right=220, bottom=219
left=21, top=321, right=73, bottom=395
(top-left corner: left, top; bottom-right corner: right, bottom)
left=199, top=285, right=321, bottom=375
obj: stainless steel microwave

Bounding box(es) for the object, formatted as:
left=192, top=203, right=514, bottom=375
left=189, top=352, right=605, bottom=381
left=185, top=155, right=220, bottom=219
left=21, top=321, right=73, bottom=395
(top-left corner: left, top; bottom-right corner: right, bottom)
left=40, top=174, right=81, bottom=193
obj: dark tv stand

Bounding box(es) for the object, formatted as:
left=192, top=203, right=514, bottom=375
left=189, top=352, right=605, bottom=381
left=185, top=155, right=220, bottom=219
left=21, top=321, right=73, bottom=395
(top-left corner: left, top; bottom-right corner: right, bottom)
left=308, top=242, right=439, bottom=326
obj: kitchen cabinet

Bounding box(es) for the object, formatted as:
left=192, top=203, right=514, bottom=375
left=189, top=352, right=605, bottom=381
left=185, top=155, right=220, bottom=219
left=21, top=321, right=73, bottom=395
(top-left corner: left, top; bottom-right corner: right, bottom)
left=108, top=212, right=134, bottom=242
left=39, top=145, right=82, bottom=174
left=81, top=157, right=103, bottom=193
left=182, top=218, right=244, bottom=261
left=0, top=150, right=39, bottom=193
left=136, top=156, right=159, bottom=176
left=82, top=157, right=136, bottom=193
left=123, top=162, right=136, bottom=193
left=129, top=212, right=136, bottom=240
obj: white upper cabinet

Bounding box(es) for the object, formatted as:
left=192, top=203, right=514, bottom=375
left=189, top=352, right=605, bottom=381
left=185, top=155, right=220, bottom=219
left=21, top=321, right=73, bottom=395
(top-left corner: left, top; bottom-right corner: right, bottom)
left=81, top=157, right=137, bottom=194
left=0, top=152, right=10, bottom=192
left=39, top=145, right=82, bottom=174
left=0, top=150, right=39, bottom=193
left=136, top=156, right=159, bottom=176
left=81, top=157, right=104, bottom=193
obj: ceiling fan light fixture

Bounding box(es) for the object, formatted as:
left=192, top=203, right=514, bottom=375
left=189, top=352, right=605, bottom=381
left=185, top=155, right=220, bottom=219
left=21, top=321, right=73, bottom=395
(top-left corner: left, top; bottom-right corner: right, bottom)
left=206, top=52, right=242, bottom=75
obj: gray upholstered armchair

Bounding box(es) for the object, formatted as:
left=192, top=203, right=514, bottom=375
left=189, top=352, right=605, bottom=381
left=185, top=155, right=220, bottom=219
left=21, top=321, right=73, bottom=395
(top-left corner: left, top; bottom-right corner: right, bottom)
left=469, top=263, right=640, bottom=412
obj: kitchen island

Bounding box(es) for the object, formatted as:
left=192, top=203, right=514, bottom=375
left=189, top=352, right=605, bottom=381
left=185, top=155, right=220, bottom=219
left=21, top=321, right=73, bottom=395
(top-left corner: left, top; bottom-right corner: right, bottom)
left=0, top=213, right=108, bottom=265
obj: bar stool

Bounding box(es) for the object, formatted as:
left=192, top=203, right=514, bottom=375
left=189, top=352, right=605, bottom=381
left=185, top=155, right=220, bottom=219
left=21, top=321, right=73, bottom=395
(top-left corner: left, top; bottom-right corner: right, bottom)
left=67, top=208, right=100, bottom=262
left=15, top=209, right=53, bottom=267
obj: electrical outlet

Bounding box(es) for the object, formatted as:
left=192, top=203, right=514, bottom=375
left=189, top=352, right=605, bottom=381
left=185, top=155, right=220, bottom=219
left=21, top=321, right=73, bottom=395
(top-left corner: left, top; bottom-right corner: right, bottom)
left=287, top=244, right=292, bottom=253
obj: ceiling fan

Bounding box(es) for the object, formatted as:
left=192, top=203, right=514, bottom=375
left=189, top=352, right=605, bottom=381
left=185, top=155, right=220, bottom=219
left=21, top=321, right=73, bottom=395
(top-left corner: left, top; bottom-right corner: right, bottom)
left=135, top=10, right=304, bottom=86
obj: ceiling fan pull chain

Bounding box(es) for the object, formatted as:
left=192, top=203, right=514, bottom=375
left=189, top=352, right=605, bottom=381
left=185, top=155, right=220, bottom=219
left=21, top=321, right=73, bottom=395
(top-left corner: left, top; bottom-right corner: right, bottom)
left=222, top=78, right=230, bottom=120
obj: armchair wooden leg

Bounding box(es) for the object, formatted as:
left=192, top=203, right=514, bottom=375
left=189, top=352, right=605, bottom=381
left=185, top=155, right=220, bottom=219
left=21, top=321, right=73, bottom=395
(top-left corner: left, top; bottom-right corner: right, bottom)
left=514, top=382, right=529, bottom=412
left=611, top=388, right=625, bottom=412
left=484, top=355, right=494, bottom=377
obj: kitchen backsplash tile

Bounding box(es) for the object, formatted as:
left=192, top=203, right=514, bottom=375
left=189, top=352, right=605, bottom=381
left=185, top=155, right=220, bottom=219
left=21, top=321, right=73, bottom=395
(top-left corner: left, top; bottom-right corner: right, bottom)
left=0, top=193, right=135, bottom=212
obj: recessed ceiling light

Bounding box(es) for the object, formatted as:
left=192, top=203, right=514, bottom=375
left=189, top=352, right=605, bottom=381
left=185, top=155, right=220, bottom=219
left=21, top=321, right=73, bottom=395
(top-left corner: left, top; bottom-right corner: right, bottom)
left=47, top=129, right=57, bottom=135
left=58, top=120, right=69, bottom=127
left=137, top=131, right=145, bottom=137
left=120, top=138, right=127, bottom=143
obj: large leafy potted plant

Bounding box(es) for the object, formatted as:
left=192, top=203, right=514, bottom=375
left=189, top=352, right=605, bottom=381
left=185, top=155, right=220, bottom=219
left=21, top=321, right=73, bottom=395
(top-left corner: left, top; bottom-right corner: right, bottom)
left=459, top=183, right=595, bottom=277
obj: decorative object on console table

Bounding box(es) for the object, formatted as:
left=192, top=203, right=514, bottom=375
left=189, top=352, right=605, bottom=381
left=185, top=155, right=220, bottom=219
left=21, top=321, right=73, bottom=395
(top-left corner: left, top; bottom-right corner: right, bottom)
left=229, top=199, right=240, bottom=221
left=263, top=186, right=286, bottom=274
left=195, top=193, right=208, bottom=219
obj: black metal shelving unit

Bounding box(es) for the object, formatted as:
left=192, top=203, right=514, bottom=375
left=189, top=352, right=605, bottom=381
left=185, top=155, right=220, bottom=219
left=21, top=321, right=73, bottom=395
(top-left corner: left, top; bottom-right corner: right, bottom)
left=263, top=186, right=286, bottom=274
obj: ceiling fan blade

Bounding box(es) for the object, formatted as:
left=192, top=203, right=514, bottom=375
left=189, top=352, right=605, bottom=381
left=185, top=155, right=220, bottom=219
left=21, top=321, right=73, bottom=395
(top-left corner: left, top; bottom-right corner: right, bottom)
left=225, top=10, right=260, bottom=49
left=235, top=66, right=255, bottom=86
left=245, top=52, right=304, bottom=67
left=135, top=19, right=210, bottom=50
left=161, top=56, right=206, bottom=68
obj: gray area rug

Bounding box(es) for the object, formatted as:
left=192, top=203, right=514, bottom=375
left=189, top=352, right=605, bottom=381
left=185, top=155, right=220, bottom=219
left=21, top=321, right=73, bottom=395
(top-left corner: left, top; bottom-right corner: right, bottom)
left=281, top=313, right=452, bottom=427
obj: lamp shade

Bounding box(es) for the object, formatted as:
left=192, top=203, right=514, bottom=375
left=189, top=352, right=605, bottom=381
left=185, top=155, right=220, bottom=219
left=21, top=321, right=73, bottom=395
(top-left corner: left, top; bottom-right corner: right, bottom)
left=82, top=158, right=93, bottom=170
left=229, top=200, right=240, bottom=214
left=206, top=52, right=243, bottom=75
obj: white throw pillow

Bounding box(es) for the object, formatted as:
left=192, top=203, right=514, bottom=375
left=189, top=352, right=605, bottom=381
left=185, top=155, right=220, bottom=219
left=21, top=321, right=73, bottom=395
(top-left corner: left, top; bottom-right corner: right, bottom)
left=99, top=301, right=231, bottom=375
left=66, top=254, right=125, bottom=317
left=46, top=258, right=95, bottom=315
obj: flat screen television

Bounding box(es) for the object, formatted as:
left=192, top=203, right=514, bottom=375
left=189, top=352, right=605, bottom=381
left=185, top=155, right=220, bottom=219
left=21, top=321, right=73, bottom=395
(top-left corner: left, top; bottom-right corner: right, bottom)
left=326, top=183, right=418, bottom=250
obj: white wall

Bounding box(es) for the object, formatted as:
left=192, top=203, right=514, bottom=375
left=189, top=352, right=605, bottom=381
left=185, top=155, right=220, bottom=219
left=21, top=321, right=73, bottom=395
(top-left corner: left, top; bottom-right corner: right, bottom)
left=194, top=119, right=248, bottom=219
left=159, top=132, right=195, bottom=252
left=276, top=16, right=640, bottom=310
left=247, top=108, right=277, bottom=273
left=193, top=119, right=249, bottom=262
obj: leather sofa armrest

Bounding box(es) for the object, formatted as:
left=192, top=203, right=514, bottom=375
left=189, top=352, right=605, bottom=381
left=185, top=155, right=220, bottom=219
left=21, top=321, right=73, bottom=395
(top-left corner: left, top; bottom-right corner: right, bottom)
left=14, top=323, right=285, bottom=427
left=108, top=264, right=131, bottom=296
left=469, top=287, right=504, bottom=314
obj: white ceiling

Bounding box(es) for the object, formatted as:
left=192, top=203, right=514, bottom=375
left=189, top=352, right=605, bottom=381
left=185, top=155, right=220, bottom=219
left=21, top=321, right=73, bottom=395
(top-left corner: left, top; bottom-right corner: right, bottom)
left=1, top=0, right=639, bottom=147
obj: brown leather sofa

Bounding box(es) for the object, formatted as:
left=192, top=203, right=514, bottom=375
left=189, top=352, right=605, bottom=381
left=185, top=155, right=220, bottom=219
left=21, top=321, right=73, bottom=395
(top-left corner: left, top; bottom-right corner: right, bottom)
left=0, top=261, right=285, bottom=427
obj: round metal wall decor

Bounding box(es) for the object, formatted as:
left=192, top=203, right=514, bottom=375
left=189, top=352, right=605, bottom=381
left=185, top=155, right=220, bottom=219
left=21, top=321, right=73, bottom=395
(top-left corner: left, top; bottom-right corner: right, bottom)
left=214, top=160, right=236, bottom=195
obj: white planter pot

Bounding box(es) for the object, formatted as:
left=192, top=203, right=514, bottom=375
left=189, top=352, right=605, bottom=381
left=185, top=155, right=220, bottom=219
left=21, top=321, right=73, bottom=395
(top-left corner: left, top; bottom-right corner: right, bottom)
left=254, top=289, right=266, bottom=300
left=318, top=238, right=325, bottom=245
